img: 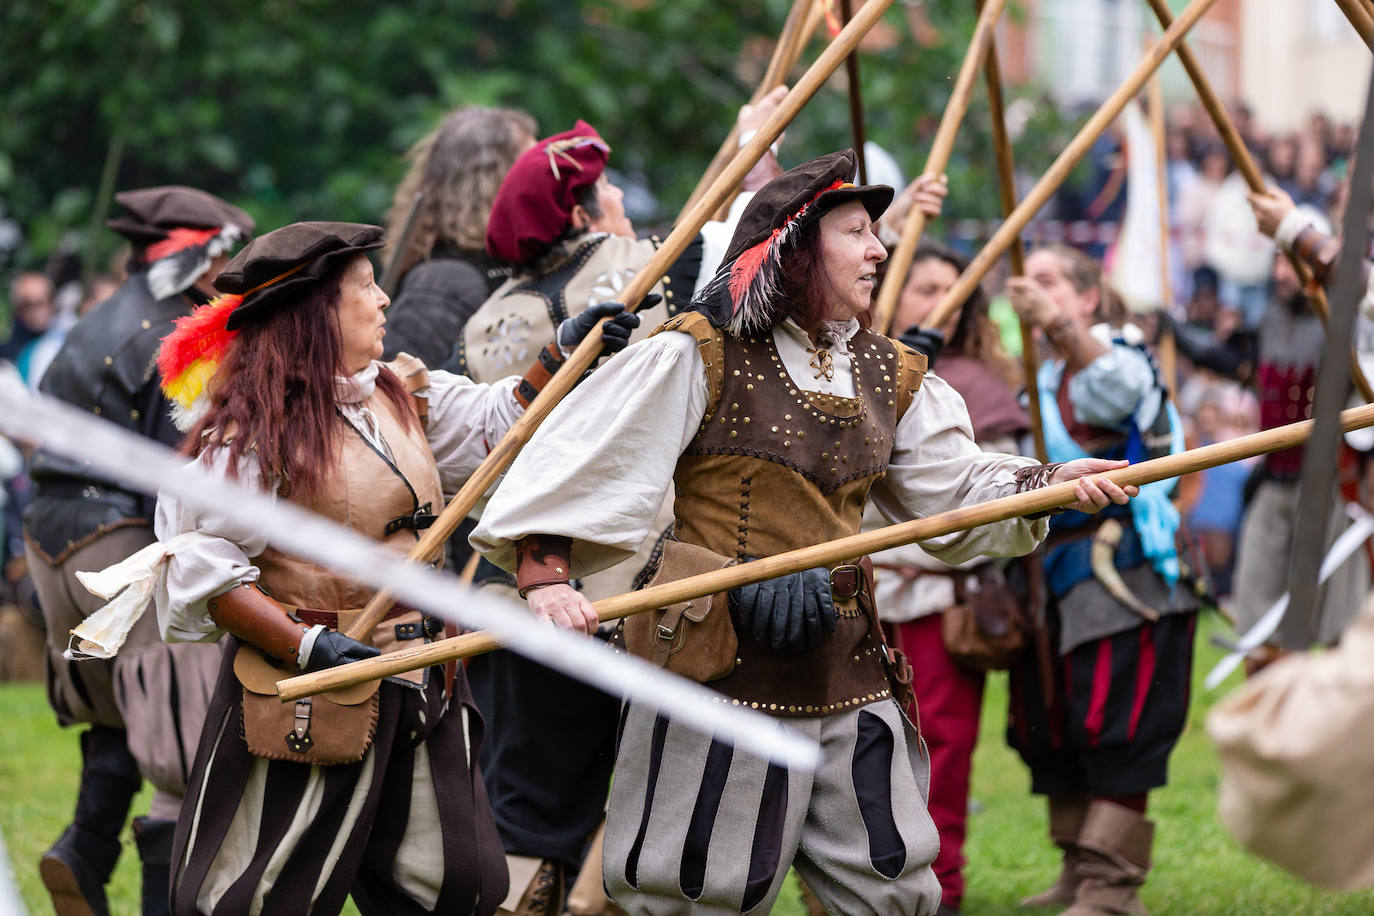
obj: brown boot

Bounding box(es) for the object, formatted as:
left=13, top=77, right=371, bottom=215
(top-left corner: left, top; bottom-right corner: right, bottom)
left=1060, top=800, right=1153, bottom=916
left=1019, top=796, right=1091, bottom=908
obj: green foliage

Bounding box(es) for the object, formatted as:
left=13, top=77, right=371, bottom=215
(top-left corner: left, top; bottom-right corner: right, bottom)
left=2, top=0, right=1081, bottom=278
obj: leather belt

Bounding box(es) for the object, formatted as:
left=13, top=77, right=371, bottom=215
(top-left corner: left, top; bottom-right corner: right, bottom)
left=295, top=603, right=417, bottom=629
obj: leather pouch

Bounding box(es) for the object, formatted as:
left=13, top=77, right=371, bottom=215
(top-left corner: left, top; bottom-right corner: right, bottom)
left=621, top=540, right=738, bottom=682
left=231, top=602, right=398, bottom=767
left=940, top=563, right=1027, bottom=672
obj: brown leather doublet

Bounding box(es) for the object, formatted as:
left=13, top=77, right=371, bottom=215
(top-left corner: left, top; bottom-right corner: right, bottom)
left=254, top=384, right=442, bottom=619
left=660, top=311, right=926, bottom=716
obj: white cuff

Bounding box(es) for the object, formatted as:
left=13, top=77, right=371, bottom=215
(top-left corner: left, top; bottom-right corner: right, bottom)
left=1274, top=206, right=1318, bottom=253
left=297, top=623, right=326, bottom=670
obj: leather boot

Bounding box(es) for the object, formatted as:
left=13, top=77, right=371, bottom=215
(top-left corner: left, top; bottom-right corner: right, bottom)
left=1060, top=800, right=1154, bottom=916
left=133, top=817, right=175, bottom=916
left=1019, top=795, right=1091, bottom=908
left=41, top=725, right=142, bottom=916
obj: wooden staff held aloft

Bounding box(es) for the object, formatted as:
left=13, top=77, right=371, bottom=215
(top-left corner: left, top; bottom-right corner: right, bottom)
left=678, top=0, right=819, bottom=221
left=982, top=17, right=1047, bottom=463
left=343, top=0, right=901, bottom=645
left=871, top=0, right=1010, bottom=335
left=922, top=0, right=1220, bottom=334
left=278, top=401, right=1374, bottom=701
left=1148, top=74, right=1179, bottom=393
left=840, top=0, right=870, bottom=185
left=1143, top=0, right=1374, bottom=403
left=1334, top=0, right=1374, bottom=47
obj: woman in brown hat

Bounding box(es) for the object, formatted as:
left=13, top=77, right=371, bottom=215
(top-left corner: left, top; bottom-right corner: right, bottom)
left=146, top=220, right=635, bottom=915
left=472, top=151, right=1137, bottom=914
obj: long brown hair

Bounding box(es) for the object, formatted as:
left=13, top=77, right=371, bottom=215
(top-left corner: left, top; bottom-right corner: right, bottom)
left=184, top=258, right=416, bottom=501
left=910, top=242, right=1019, bottom=386
left=384, top=106, right=537, bottom=277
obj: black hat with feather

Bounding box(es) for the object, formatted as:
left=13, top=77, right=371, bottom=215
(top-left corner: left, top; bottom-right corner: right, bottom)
left=692, top=149, right=892, bottom=336
left=107, top=186, right=255, bottom=301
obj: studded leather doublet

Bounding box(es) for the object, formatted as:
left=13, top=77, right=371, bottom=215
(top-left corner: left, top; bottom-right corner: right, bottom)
left=663, top=312, right=926, bottom=716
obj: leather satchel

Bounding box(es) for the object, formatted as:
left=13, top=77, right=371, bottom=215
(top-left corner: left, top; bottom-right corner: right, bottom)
left=621, top=539, right=738, bottom=683
left=234, top=644, right=380, bottom=766
left=940, top=563, right=1028, bottom=672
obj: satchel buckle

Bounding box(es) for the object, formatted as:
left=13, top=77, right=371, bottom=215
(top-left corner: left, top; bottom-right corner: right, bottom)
left=656, top=623, right=676, bottom=640
left=284, top=698, right=315, bottom=753
left=830, top=564, right=863, bottom=601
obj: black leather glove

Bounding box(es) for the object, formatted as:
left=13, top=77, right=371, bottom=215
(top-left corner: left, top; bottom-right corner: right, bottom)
left=556, top=296, right=656, bottom=356
left=298, top=626, right=381, bottom=673
left=730, top=565, right=837, bottom=654
left=898, top=324, right=944, bottom=367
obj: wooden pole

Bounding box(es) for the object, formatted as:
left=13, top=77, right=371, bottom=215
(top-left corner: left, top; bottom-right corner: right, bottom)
left=983, top=22, right=1047, bottom=462
left=278, top=401, right=1374, bottom=700
left=344, top=0, right=900, bottom=643
left=1334, top=0, right=1374, bottom=47
left=678, top=0, right=817, bottom=220
left=1142, top=0, right=1374, bottom=402
left=924, top=0, right=1220, bottom=332
left=378, top=192, right=424, bottom=296
left=841, top=0, right=870, bottom=185
left=871, top=0, right=1010, bottom=334
left=1149, top=74, right=1179, bottom=392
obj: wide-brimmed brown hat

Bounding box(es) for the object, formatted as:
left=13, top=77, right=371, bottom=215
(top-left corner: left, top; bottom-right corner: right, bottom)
left=695, top=150, right=892, bottom=335
left=213, top=221, right=384, bottom=330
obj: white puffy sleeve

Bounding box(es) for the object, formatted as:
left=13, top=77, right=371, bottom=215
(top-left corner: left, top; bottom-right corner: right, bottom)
left=1066, top=341, right=1160, bottom=431
left=153, top=448, right=271, bottom=643
left=868, top=373, right=1047, bottom=566
left=471, top=331, right=708, bottom=576
left=422, top=369, right=523, bottom=497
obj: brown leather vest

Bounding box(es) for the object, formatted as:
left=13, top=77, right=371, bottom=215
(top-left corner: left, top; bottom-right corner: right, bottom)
left=254, top=384, right=443, bottom=615
left=659, top=311, right=925, bottom=716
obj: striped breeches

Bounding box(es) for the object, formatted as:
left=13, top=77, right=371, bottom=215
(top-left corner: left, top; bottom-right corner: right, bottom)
left=171, top=646, right=508, bottom=916
left=604, top=698, right=942, bottom=915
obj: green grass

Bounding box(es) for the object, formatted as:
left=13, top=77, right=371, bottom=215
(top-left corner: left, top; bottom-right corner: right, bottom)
left=3, top=613, right=1373, bottom=914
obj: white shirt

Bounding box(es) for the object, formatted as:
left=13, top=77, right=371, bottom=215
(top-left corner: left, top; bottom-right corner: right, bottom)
left=472, top=320, right=1048, bottom=577
left=154, top=365, right=523, bottom=643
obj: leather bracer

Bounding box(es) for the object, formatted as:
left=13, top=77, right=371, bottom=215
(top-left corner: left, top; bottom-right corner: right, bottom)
left=206, top=582, right=309, bottom=666
left=514, top=343, right=567, bottom=409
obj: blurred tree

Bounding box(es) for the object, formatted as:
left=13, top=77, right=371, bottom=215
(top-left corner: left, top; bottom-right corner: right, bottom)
left=0, top=0, right=1081, bottom=291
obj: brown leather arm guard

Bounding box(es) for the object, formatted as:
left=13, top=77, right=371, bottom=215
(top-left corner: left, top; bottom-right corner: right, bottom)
left=514, top=343, right=567, bottom=409
left=515, top=534, right=573, bottom=597
left=207, top=583, right=309, bottom=666
left=1015, top=462, right=1068, bottom=520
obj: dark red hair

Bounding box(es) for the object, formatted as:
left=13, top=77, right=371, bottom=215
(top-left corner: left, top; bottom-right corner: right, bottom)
left=183, top=257, right=416, bottom=501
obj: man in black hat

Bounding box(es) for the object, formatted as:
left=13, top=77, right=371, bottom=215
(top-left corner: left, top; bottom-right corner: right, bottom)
left=473, top=150, right=1135, bottom=914
left=23, top=185, right=254, bottom=916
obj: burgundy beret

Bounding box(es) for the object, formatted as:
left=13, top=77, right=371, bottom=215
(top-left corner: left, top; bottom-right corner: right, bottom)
left=213, top=221, right=384, bottom=330
left=485, top=120, right=611, bottom=264
left=107, top=185, right=256, bottom=245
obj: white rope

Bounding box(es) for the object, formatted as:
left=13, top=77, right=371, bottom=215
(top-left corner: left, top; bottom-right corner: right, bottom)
left=0, top=374, right=818, bottom=770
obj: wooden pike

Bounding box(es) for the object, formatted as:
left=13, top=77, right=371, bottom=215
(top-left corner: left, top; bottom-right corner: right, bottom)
left=678, top=0, right=818, bottom=221
left=923, top=0, right=1220, bottom=332
left=840, top=0, right=869, bottom=185
left=1149, top=74, right=1179, bottom=393
left=982, top=18, right=1047, bottom=463
left=1142, top=0, right=1374, bottom=403
left=278, top=401, right=1374, bottom=701
left=1334, top=0, right=1374, bottom=47
left=343, top=0, right=901, bottom=644
left=870, top=0, right=1010, bottom=334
